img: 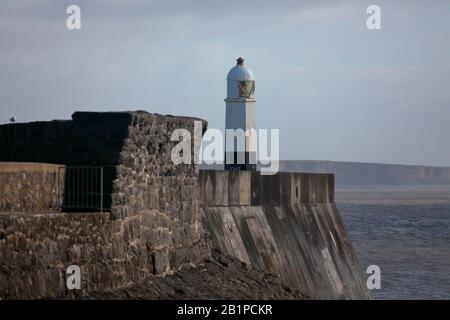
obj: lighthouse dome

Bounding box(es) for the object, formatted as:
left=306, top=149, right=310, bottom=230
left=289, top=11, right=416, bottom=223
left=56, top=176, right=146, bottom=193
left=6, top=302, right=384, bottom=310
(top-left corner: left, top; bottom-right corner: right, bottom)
left=226, top=57, right=255, bottom=99
left=227, top=57, right=254, bottom=81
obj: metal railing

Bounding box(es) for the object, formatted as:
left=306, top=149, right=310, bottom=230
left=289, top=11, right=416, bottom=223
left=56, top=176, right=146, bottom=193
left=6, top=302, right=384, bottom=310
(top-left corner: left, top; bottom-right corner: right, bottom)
left=59, top=166, right=104, bottom=212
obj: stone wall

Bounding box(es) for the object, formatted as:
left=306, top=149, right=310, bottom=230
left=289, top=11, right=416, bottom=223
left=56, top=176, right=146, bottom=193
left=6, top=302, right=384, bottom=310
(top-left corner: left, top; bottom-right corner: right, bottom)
left=110, top=112, right=209, bottom=275
left=199, top=170, right=370, bottom=299
left=0, top=212, right=119, bottom=298
left=0, top=111, right=209, bottom=299
left=0, top=162, right=64, bottom=213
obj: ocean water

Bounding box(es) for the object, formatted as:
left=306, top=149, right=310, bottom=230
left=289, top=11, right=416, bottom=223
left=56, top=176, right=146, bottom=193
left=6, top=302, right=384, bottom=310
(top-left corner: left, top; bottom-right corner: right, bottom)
left=336, top=186, right=450, bottom=300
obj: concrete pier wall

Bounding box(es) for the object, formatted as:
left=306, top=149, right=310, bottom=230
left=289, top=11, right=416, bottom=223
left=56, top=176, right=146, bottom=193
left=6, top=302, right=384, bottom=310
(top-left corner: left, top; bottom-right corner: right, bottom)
left=199, top=171, right=370, bottom=299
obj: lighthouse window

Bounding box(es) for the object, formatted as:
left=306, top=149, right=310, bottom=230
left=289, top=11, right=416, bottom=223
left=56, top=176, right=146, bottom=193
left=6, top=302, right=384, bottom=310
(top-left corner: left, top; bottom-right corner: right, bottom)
left=238, top=81, right=255, bottom=98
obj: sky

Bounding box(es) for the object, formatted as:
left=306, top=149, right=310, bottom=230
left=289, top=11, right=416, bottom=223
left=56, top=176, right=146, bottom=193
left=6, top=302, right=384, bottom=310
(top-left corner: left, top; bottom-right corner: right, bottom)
left=0, top=0, right=449, bottom=166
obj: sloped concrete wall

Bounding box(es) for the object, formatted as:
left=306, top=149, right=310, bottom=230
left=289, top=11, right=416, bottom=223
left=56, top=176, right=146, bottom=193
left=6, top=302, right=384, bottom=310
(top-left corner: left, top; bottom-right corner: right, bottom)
left=200, top=171, right=370, bottom=299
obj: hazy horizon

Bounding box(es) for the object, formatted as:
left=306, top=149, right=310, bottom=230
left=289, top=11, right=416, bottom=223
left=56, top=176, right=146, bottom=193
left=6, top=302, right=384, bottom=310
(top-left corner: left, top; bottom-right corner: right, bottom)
left=1, top=0, right=450, bottom=166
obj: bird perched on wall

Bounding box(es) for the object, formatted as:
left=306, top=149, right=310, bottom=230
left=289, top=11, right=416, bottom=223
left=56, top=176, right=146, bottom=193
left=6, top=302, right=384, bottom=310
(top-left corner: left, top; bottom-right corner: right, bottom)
left=10, top=117, right=16, bottom=123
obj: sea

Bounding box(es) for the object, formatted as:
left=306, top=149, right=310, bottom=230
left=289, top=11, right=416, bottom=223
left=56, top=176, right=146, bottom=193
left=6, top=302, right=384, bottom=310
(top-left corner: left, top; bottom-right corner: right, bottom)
left=336, top=186, right=450, bottom=299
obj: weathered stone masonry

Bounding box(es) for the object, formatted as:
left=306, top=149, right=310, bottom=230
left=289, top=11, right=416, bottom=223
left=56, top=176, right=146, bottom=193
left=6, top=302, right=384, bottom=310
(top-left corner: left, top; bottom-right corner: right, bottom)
left=0, top=111, right=209, bottom=299
left=0, top=163, right=64, bottom=213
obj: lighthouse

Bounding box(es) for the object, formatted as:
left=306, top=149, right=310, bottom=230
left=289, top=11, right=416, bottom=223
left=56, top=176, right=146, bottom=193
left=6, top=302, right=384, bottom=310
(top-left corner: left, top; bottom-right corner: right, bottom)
left=224, top=57, right=257, bottom=171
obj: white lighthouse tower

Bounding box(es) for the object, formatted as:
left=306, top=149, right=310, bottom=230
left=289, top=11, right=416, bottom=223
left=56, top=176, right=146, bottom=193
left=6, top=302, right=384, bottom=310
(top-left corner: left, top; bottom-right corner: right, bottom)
left=224, top=57, right=257, bottom=171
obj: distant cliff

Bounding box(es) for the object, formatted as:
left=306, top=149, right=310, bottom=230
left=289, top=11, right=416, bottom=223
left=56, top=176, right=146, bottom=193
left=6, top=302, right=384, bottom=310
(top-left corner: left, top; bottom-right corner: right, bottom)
left=279, top=161, right=450, bottom=186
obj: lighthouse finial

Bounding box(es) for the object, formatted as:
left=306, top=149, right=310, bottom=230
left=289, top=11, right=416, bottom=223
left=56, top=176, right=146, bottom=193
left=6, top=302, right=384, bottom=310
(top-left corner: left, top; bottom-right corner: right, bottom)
left=236, top=57, right=244, bottom=65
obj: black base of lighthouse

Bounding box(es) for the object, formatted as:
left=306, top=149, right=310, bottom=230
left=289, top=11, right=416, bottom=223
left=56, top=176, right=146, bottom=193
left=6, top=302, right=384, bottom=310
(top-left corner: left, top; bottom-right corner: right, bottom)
left=224, top=152, right=257, bottom=171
